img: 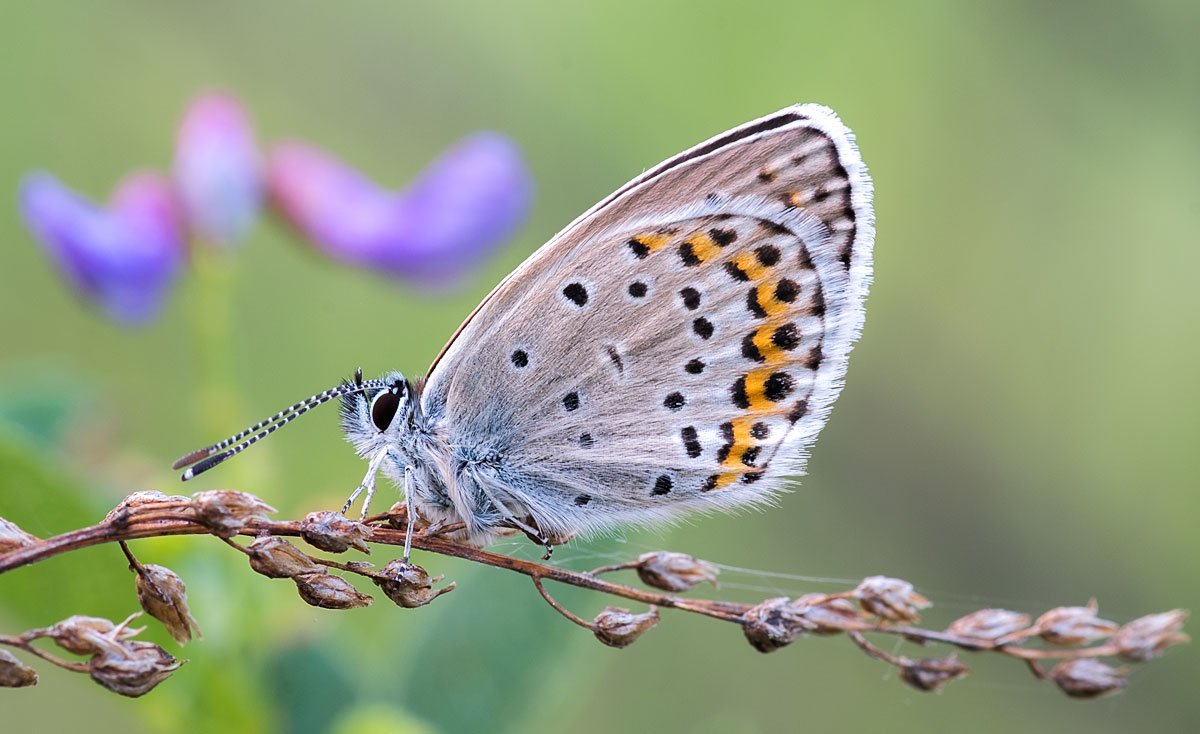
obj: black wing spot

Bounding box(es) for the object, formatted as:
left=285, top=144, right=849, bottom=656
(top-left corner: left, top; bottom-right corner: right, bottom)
left=759, top=219, right=790, bottom=235
left=605, top=344, right=624, bottom=374
left=763, top=372, right=795, bottom=402
left=709, top=227, right=737, bottom=246
left=562, top=391, right=580, bottom=411
left=510, top=349, right=529, bottom=368
left=772, top=323, right=800, bottom=351
left=731, top=377, right=749, bottom=408
left=755, top=245, right=781, bottom=267
left=716, top=421, right=734, bottom=463
left=628, top=281, right=648, bottom=298
left=741, top=333, right=764, bottom=362
left=562, top=282, right=589, bottom=307
left=664, top=392, right=686, bottom=411
left=685, top=358, right=706, bottom=374
left=746, top=288, right=767, bottom=317
left=579, top=432, right=594, bottom=448
left=775, top=279, right=799, bottom=303
left=742, top=445, right=761, bottom=467
left=724, top=261, right=750, bottom=282
left=787, top=400, right=809, bottom=423
left=692, top=317, right=714, bottom=339
left=680, top=287, right=701, bottom=310
left=802, top=346, right=823, bottom=370
left=651, top=475, right=673, bottom=495
left=678, top=242, right=702, bottom=266
left=807, top=283, right=826, bottom=317
left=574, top=494, right=592, bottom=506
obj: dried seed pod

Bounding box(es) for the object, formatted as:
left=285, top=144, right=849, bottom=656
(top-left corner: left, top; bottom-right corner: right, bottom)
left=191, top=490, right=275, bottom=537
left=593, top=606, right=659, bottom=648
left=946, top=608, right=1031, bottom=642
left=292, top=571, right=373, bottom=610
left=633, top=552, right=718, bottom=592
left=301, top=511, right=372, bottom=554
left=741, top=597, right=814, bottom=652
left=792, top=593, right=862, bottom=635
left=104, top=491, right=189, bottom=522
left=1113, top=610, right=1189, bottom=662
left=88, top=641, right=182, bottom=697
left=373, top=560, right=455, bottom=608
left=0, top=517, right=38, bottom=553
left=48, top=615, right=140, bottom=656
left=853, top=576, right=930, bottom=623
left=0, top=649, right=38, bottom=688
left=899, top=655, right=970, bottom=693
left=246, top=536, right=323, bottom=578
left=134, top=564, right=200, bottom=644
left=1033, top=600, right=1118, bottom=646
left=384, top=502, right=409, bottom=529
left=1050, top=658, right=1128, bottom=699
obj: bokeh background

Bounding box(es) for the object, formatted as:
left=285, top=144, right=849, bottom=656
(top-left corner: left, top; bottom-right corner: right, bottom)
left=2, top=1, right=1197, bottom=731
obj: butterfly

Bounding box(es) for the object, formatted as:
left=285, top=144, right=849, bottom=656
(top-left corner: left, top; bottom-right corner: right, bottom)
left=173, top=103, right=874, bottom=559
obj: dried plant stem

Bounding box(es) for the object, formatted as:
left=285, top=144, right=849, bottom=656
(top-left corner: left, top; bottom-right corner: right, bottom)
left=848, top=631, right=903, bottom=666
left=0, top=491, right=1188, bottom=700
left=0, top=633, right=91, bottom=673
left=118, top=540, right=141, bottom=571
left=0, top=513, right=746, bottom=623
left=532, top=576, right=593, bottom=629
left=0, top=509, right=1138, bottom=661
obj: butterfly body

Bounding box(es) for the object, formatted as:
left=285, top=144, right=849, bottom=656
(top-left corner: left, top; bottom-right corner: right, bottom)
left=337, top=103, right=874, bottom=546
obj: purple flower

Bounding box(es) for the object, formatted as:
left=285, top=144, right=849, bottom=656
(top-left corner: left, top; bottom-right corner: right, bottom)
left=173, top=91, right=262, bottom=247
left=19, top=171, right=185, bottom=325
left=268, top=132, right=532, bottom=284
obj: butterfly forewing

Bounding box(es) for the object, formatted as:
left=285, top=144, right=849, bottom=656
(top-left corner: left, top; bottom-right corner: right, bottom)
left=422, top=104, right=874, bottom=538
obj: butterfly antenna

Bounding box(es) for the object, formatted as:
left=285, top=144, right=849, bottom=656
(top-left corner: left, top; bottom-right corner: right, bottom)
left=173, top=372, right=383, bottom=480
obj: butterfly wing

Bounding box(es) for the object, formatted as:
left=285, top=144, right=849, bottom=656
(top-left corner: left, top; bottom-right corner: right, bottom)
left=421, top=104, right=873, bottom=539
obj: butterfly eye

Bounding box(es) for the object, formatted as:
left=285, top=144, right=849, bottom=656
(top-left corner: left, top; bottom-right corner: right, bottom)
left=370, top=387, right=402, bottom=432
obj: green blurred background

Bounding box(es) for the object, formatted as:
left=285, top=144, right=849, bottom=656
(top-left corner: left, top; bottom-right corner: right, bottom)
left=1, top=1, right=1197, bottom=731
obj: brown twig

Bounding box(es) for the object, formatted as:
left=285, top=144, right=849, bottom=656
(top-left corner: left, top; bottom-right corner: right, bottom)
left=0, top=510, right=743, bottom=622
left=0, top=490, right=1188, bottom=700
left=0, top=634, right=92, bottom=673
left=531, top=575, right=593, bottom=629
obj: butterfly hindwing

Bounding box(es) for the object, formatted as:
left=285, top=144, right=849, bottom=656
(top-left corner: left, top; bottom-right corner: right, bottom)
left=421, top=104, right=874, bottom=539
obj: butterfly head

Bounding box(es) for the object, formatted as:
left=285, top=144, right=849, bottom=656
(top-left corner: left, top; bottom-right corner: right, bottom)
left=171, top=367, right=407, bottom=481
left=339, top=370, right=413, bottom=453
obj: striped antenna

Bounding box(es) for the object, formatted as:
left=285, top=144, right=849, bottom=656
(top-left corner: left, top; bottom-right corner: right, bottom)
left=173, top=371, right=383, bottom=480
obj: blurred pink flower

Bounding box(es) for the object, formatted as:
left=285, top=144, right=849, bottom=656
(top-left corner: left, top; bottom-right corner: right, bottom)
left=173, top=92, right=262, bottom=247
left=19, top=171, right=185, bottom=325
left=268, top=132, right=532, bottom=284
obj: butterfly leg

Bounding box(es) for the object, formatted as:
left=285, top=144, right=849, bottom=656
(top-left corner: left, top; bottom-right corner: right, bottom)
left=507, top=517, right=555, bottom=560
left=402, top=465, right=416, bottom=563
left=341, top=447, right=389, bottom=518
left=472, top=482, right=556, bottom=556
left=458, top=469, right=555, bottom=559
